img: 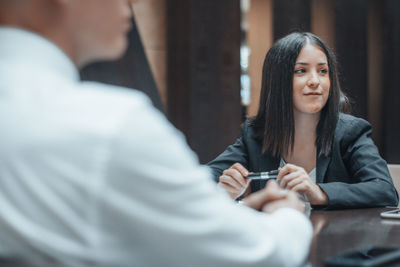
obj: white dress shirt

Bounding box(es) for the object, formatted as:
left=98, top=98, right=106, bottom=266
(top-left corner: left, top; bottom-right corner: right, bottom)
left=0, top=27, right=312, bottom=267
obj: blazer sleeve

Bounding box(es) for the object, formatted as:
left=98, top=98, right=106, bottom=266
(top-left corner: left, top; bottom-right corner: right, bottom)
left=318, top=118, right=399, bottom=209
left=207, top=123, right=250, bottom=182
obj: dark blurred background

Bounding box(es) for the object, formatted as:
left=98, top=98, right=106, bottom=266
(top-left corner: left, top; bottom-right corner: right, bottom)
left=80, top=0, right=400, bottom=164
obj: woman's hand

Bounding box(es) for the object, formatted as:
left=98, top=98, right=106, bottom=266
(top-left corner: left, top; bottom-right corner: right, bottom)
left=277, top=163, right=329, bottom=205
left=218, top=163, right=251, bottom=200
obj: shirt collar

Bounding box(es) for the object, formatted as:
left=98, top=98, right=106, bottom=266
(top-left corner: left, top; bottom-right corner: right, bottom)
left=0, top=26, right=79, bottom=82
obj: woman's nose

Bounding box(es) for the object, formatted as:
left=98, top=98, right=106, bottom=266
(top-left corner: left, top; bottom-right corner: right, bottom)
left=307, top=72, right=320, bottom=88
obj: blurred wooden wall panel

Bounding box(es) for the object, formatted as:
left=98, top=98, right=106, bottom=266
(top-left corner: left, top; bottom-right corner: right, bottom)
left=273, top=0, right=311, bottom=40
left=383, top=0, right=400, bottom=163
left=367, top=0, right=383, bottom=151
left=247, top=0, right=273, bottom=117
left=167, top=0, right=241, bottom=163
left=334, top=0, right=368, bottom=119
left=311, top=0, right=334, bottom=49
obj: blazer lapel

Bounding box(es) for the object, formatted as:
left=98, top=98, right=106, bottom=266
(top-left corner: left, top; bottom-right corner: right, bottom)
left=316, top=153, right=331, bottom=183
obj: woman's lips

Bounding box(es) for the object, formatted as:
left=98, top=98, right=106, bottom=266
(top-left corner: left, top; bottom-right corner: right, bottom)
left=304, top=92, right=322, bottom=96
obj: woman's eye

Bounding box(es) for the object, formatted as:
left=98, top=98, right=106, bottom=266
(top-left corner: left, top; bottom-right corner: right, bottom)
left=320, top=69, right=328, bottom=74
left=294, top=69, right=305, bottom=74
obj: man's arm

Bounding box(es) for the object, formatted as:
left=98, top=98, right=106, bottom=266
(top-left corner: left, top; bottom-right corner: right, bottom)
left=102, top=93, right=313, bottom=267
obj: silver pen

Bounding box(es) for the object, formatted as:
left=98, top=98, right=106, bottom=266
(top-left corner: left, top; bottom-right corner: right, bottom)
left=246, top=169, right=279, bottom=180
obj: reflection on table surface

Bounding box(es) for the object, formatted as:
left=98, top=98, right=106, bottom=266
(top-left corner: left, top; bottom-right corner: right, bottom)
left=308, top=207, right=400, bottom=267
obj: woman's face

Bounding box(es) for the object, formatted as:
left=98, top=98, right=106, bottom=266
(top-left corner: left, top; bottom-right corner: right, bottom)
left=292, top=44, right=330, bottom=116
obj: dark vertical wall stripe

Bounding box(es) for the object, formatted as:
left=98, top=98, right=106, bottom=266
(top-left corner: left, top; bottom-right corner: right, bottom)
left=383, top=0, right=400, bottom=163
left=273, top=0, right=311, bottom=40
left=167, top=0, right=241, bottom=163
left=167, top=0, right=191, bottom=133
left=334, top=0, right=368, bottom=119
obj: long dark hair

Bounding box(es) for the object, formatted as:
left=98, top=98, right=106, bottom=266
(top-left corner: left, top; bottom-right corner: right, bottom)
left=251, top=32, right=344, bottom=157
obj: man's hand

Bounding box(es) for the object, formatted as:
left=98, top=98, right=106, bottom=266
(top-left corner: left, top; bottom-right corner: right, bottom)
left=243, top=180, right=305, bottom=213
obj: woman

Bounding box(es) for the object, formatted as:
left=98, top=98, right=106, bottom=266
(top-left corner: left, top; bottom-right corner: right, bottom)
left=208, top=32, right=398, bottom=209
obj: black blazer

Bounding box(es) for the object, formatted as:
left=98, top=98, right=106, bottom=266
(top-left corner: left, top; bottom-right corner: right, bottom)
left=208, top=113, right=399, bottom=209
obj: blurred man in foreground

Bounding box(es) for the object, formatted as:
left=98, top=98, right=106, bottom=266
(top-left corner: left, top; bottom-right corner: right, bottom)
left=0, top=0, right=312, bottom=266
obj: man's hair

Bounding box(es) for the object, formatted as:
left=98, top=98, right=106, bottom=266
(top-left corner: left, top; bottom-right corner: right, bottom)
left=250, top=32, right=345, bottom=157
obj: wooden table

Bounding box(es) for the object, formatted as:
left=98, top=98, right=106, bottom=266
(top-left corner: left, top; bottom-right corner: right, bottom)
left=308, top=207, right=400, bottom=266
left=1, top=207, right=399, bottom=267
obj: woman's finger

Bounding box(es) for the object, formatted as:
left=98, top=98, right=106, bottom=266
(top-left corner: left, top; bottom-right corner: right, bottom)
left=231, top=162, right=249, bottom=177
left=219, top=174, right=242, bottom=189
left=223, top=168, right=247, bottom=186
left=286, top=177, right=304, bottom=190
left=279, top=170, right=302, bottom=188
